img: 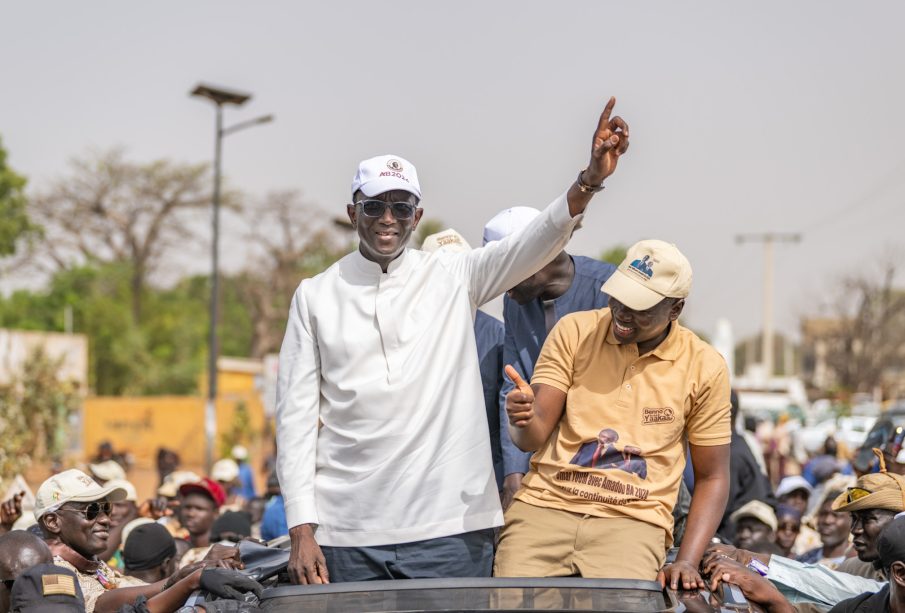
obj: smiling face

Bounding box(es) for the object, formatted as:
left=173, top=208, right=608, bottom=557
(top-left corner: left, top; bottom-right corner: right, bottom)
left=43, top=500, right=113, bottom=559
left=347, top=189, right=422, bottom=271
left=851, top=508, right=897, bottom=561
left=608, top=296, right=684, bottom=354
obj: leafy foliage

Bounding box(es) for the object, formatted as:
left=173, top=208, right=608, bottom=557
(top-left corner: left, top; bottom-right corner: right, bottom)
left=0, top=348, right=81, bottom=476
left=0, top=136, right=40, bottom=257
left=599, top=244, right=628, bottom=266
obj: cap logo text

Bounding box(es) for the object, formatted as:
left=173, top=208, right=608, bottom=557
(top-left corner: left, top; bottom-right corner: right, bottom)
left=378, top=171, right=410, bottom=183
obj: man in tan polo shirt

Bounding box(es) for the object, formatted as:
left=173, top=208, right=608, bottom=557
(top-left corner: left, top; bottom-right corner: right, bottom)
left=495, top=239, right=731, bottom=591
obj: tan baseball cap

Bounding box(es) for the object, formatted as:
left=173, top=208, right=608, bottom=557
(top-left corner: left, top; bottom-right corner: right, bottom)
left=421, top=229, right=472, bottom=255
left=600, top=239, right=693, bottom=310
left=88, top=460, right=126, bottom=482
left=104, top=479, right=138, bottom=503
left=730, top=499, right=778, bottom=532
left=34, top=469, right=128, bottom=520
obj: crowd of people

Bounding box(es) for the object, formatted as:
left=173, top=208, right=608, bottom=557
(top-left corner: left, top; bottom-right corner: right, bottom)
left=0, top=444, right=279, bottom=612
left=1, top=97, right=902, bottom=612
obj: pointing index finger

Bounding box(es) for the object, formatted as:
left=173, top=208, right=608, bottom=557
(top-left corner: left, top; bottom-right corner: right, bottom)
left=596, top=97, right=617, bottom=133
left=504, top=364, right=531, bottom=393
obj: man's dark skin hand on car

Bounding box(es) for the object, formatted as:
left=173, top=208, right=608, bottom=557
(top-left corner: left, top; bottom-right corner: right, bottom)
left=704, top=555, right=794, bottom=613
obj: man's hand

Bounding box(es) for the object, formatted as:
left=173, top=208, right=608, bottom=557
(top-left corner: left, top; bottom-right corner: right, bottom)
left=138, top=497, right=173, bottom=520
left=704, top=557, right=791, bottom=613
left=658, top=560, right=706, bottom=592
left=702, top=543, right=764, bottom=569
left=288, top=524, right=329, bottom=584
left=202, top=544, right=243, bottom=570
left=501, top=474, right=524, bottom=511
left=0, top=492, right=24, bottom=532
left=504, top=365, right=534, bottom=428
left=584, top=97, right=630, bottom=186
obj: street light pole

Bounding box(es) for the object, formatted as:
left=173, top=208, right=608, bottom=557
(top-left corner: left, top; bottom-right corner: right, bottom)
left=208, top=101, right=223, bottom=476
left=191, top=83, right=273, bottom=473
left=736, top=232, right=801, bottom=380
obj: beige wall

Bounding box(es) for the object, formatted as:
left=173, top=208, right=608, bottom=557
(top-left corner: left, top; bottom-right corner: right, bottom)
left=0, top=328, right=88, bottom=389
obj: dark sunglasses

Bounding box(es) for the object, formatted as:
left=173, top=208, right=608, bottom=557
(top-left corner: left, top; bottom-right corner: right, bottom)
left=57, top=501, right=113, bottom=521
left=355, top=200, right=417, bottom=220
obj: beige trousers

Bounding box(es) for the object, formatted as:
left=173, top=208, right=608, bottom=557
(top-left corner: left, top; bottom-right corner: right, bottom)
left=494, top=500, right=667, bottom=580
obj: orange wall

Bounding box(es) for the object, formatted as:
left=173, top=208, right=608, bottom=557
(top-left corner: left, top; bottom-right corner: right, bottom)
left=82, top=391, right=270, bottom=499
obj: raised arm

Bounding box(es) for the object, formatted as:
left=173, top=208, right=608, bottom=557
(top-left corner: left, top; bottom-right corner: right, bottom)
left=450, top=98, right=630, bottom=307
left=566, top=96, right=630, bottom=217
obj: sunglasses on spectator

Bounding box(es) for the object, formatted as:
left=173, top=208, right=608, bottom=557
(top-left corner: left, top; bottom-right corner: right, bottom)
left=57, top=501, right=113, bottom=521
left=355, top=200, right=417, bottom=220
left=847, top=487, right=872, bottom=503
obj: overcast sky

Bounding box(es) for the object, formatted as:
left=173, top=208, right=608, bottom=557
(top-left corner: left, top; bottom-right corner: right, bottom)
left=2, top=1, right=903, bottom=346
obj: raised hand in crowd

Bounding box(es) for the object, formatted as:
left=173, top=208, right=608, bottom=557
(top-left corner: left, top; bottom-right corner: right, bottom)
left=0, top=491, right=24, bottom=534
left=704, top=555, right=794, bottom=613
left=138, top=497, right=174, bottom=520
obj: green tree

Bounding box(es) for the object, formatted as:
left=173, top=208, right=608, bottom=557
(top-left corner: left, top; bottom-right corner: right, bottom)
left=0, top=135, right=40, bottom=257
left=0, top=348, right=81, bottom=477
left=24, top=149, right=215, bottom=322
left=599, top=244, right=628, bottom=266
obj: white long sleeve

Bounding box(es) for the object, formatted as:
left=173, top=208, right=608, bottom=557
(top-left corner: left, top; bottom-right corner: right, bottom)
left=275, top=191, right=581, bottom=546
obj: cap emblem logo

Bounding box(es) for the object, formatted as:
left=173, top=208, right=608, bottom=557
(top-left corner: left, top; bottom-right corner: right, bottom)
left=386, top=159, right=403, bottom=172
left=628, top=255, right=654, bottom=280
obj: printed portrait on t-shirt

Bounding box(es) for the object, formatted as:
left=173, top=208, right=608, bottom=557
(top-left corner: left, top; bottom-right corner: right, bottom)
left=570, top=427, right=648, bottom=479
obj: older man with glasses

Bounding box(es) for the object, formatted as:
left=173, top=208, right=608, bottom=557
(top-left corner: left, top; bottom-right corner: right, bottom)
left=277, top=98, right=630, bottom=584
left=34, top=469, right=261, bottom=612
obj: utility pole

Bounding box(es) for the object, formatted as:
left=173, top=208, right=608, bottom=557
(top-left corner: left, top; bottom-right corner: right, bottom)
left=191, top=83, right=273, bottom=472
left=736, top=232, right=801, bottom=380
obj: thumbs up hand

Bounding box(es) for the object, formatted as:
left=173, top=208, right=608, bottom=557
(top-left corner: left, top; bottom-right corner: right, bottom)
left=505, top=365, right=535, bottom=428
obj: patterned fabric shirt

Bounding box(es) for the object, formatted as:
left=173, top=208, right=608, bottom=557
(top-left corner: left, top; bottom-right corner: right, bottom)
left=53, top=555, right=146, bottom=613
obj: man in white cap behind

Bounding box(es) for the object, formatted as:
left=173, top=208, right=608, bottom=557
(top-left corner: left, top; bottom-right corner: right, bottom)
left=499, top=240, right=731, bottom=590
left=482, top=205, right=616, bottom=509
left=277, top=98, right=630, bottom=584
